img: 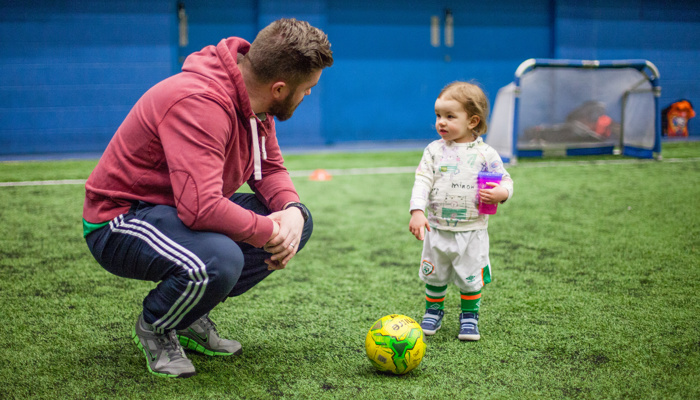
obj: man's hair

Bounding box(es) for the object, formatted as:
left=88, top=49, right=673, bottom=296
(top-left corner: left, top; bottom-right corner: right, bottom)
left=245, top=18, right=333, bottom=86
left=438, top=81, right=490, bottom=136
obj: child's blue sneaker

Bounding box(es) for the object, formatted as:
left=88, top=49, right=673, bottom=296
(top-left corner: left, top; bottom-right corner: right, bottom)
left=458, top=312, right=480, bottom=341
left=420, top=309, right=444, bottom=335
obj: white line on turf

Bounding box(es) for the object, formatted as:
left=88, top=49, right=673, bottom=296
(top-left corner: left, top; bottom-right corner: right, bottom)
left=1, top=157, right=698, bottom=187
left=0, top=179, right=87, bottom=187
left=511, top=157, right=700, bottom=168
left=289, top=166, right=416, bottom=177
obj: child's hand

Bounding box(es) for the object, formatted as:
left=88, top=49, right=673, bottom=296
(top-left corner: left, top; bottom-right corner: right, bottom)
left=409, top=210, right=431, bottom=241
left=479, top=182, right=509, bottom=205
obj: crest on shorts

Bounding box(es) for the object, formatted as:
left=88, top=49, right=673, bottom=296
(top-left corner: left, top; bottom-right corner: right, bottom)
left=421, top=260, right=435, bottom=275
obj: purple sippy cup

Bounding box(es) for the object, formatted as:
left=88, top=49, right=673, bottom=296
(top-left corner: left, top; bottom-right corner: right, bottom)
left=477, top=171, right=503, bottom=215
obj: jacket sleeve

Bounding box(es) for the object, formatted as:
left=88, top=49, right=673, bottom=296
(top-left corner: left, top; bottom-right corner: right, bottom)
left=486, top=148, right=514, bottom=202
left=159, top=95, right=274, bottom=247
left=410, top=146, right=435, bottom=212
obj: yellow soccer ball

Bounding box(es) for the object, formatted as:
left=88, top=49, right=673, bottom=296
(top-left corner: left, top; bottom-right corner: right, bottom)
left=365, top=314, right=426, bottom=375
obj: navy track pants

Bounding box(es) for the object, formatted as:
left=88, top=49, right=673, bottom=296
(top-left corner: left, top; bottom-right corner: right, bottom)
left=85, top=193, right=313, bottom=332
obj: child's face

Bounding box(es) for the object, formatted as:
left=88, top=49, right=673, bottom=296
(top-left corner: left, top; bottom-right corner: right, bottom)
left=434, top=97, right=480, bottom=143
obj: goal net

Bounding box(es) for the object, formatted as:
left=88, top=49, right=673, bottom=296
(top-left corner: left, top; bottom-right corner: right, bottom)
left=486, top=59, right=661, bottom=163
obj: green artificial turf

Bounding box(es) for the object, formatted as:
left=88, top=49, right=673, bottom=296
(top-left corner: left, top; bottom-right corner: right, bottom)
left=0, top=141, right=698, bottom=399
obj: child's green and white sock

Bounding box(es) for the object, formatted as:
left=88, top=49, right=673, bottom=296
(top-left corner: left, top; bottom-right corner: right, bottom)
left=460, top=289, right=482, bottom=313
left=425, top=284, right=448, bottom=311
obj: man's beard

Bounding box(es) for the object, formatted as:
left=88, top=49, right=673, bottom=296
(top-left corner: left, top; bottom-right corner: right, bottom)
left=269, top=92, right=302, bottom=122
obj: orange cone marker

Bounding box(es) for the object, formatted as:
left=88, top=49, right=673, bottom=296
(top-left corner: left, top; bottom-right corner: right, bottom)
left=309, top=169, right=332, bottom=181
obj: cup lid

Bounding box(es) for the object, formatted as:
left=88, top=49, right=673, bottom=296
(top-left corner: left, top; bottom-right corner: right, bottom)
left=477, top=171, right=503, bottom=179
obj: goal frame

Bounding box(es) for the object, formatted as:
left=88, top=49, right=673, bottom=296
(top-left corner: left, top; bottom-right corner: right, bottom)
left=486, top=58, right=662, bottom=163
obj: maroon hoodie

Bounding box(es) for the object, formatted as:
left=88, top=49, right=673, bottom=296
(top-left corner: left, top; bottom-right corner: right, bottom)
left=83, top=37, right=300, bottom=248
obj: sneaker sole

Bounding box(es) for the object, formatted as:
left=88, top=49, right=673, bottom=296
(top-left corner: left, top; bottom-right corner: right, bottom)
left=458, top=333, right=480, bottom=341
left=178, top=335, right=243, bottom=357
left=421, top=325, right=441, bottom=336
left=132, top=328, right=197, bottom=378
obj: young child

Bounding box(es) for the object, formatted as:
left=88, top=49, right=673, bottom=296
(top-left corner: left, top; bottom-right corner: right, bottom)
left=409, top=81, right=513, bottom=341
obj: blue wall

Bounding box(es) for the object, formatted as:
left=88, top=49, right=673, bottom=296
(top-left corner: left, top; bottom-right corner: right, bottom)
left=1, top=0, right=698, bottom=156
left=0, top=0, right=174, bottom=155
left=555, top=0, right=700, bottom=133
left=322, top=0, right=552, bottom=144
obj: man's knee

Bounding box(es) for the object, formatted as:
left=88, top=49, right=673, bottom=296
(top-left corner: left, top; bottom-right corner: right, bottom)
left=196, top=235, right=245, bottom=293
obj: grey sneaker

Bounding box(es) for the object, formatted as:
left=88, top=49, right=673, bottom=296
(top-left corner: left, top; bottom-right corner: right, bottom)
left=177, top=314, right=242, bottom=356
left=132, top=314, right=196, bottom=378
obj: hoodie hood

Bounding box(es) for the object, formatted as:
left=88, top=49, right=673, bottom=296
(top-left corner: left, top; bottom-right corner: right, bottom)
left=181, top=37, right=254, bottom=120
left=181, top=37, right=267, bottom=180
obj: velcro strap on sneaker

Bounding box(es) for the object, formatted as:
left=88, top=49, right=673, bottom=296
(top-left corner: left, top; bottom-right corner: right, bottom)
left=422, top=313, right=439, bottom=321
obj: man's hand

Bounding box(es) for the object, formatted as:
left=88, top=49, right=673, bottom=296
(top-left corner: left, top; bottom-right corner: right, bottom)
left=409, top=209, right=431, bottom=241
left=264, top=207, right=305, bottom=270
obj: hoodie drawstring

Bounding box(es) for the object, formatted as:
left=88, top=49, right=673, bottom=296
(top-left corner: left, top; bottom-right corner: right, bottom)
left=250, top=117, right=267, bottom=180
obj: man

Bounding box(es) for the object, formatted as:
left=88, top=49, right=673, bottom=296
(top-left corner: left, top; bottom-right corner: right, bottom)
left=83, top=18, right=333, bottom=378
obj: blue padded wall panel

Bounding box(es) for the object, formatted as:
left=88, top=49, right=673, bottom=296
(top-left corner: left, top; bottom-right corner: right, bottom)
left=0, top=0, right=174, bottom=156
left=322, top=0, right=553, bottom=144
left=256, top=0, right=328, bottom=148
left=2, top=0, right=700, bottom=157
left=175, top=0, right=257, bottom=68
left=556, top=0, right=700, bottom=136
left=322, top=59, right=523, bottom=143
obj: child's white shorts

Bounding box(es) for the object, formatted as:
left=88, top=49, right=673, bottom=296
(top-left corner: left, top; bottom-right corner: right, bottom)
left=419, top=228, right=492, bottom=293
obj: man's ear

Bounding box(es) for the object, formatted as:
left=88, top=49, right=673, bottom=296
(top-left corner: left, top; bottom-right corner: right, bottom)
left=271, top=81, right=289, bottom=100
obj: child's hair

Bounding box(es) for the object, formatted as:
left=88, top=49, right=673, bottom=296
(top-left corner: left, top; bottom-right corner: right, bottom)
left=438, top=81, right=489, bottom=136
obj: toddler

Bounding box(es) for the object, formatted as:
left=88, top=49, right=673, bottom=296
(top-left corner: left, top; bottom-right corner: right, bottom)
left=409, top=81, right=513, bottom=340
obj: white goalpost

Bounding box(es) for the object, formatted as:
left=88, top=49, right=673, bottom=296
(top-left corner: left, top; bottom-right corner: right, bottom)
left=486, top=59, right=662, bottom=163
